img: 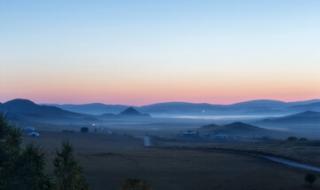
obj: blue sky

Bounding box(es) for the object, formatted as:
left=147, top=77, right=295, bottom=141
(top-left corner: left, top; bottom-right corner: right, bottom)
left=1, top=0, right=320, bottom=104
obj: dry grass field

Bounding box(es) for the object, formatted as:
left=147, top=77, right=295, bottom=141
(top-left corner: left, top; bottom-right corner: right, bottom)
left=23, top=132, right=319, bottom=190
left=160, top=139, right=320, bottom=166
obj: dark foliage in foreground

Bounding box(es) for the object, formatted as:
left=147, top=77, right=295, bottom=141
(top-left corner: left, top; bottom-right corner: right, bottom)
left=0, top=115, right=88, bottom=190
left=121, top=178, right=152, bottom=190
left=54, top=142, right=88, bottom=190
left=305, top=173, right=317, bottom=187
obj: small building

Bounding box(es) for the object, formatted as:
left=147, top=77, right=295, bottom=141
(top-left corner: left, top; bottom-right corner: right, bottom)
left=80, top=127, right=89, bottom=133
left=106, top=130, right=113, bottom=135
left=24, top=127, right=40, bottom=137
left=182, top=130, right=199, bottom=138
left=143, top=136, right=152, bottom=147
left=28, top=131, right=40, bottom=137
left=24, top=127, right=36, bottom=133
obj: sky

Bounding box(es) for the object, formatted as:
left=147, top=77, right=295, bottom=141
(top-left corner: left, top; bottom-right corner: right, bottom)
left=1, top=0, right=320, bottom=105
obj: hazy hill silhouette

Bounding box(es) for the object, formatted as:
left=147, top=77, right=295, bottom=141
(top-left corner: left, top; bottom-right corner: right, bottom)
left=118, top=107, right=151, bottom=118
left=0, top=99, right=96, bottom=124
left=290, top=102, right=320, bottom=112
left=47, top=99, right=320, bottom=115
left=139, top=99, right=320, bottom=115
left=198, top=122, right=284, bottom=137
left=53, top=103, right=127, bottom=115
left=261, top=111, right=320, bottom=124
left=98, top=107, right=151, bottom=119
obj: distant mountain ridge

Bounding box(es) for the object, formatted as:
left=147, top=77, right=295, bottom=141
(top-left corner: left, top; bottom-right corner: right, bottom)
left=50, top=103, right=127, bottom=115
left=0, top=99, right=78, bottom=116
left=290, top=102, right=320, bottom=112
left=0, top=99, right=96, bottom=125
left=47, top=99, right=320, bottom=115
left=99, top=107, right=151, bottom=119
left=118, top=107, right=151, bottom=118
left=2, top=98, right=320, bottom=116
left=198, top=122, right=285, bottom=138
left=1, top=98, right=318, bottom=135
left=139, top=99, right=320, bottom=115
left=255, top=111, right=320, bottom=136
left=200, top=122, right=267, bottom=132
left=260, top=111, right=320, bottom=124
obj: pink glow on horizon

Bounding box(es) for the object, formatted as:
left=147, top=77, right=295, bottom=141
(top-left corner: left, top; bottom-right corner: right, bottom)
left=1, top=67, right=319, bottom=105
left=1, top=93, right=319, bottom=106
left=1, top=84, right=319, bottom=105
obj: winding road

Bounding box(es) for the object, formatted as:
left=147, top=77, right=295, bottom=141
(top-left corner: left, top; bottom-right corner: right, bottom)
left=260, top=155, right=320, bottom=173
left=160, top=146, right=320, bottom=173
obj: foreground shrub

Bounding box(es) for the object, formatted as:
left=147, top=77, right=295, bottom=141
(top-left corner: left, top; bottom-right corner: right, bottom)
left=0, top=116, right=89, bottom=190
left=121, top=178, right=152, bottom=190
left=54, top=142, right=89, bottom=190
left=305, top=173, right=317, bottom=187
left=287, top=136, right=298, bottom=141
left=14, top=145, right=52, bottom=190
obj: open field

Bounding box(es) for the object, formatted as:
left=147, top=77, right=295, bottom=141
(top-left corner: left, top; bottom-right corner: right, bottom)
left=158, top=139, right=320, bottom=166
left=23, top=131, right=319, bottom=190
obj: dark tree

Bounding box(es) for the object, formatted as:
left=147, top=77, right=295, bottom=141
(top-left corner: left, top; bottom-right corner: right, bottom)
left=53, top=142, right=88, bottom=190
left=287, top=136, right=298, bottom=141
left=299, top=137, right=308, bottom=142
left=0, top=115, right=21, bottom=160
left=305, top=173, right=317, bottom=187
left=121, top=178, right=152, bottom=190
left=80, top=127, right=89, bottom=133
left=0, top=116, right=52, bottom=190
left=0, top=116, right=90, bottom=190
left=14, top=145, right=52, bottom=190
left=0, top=115, right=22, bottom=189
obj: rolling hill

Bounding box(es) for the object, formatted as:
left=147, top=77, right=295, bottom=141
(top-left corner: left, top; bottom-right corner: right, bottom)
left=47, top=99, right=320, bottom=115
left=119, top=107, right=150, bottom=117
left=256, top=111, right=320, bottom=136
left=198, top=122, right=285, bottom=138
left=260, top=111, right=320, bottom=124
left=139, top=99, right=320, bottom=115
left=52, top=103, right=127, bottom=115
left=289, top=102, right=320, bottom=112
left=99, top=107, right=151, bottom=119
left=0, top=99, right=96, bottom=125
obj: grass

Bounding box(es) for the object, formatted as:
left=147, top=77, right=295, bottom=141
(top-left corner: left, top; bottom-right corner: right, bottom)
left=23, top=131, right=318, bottom=190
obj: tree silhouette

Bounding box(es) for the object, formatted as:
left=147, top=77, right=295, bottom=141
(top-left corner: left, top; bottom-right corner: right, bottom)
left=1, top=116, right=89, bottom=190
left=121, top=178, right=152, bottom=190
left=53, top=142, right=88, bottom=190
left=305, top=173, right=317, bottom=187
left=0, top=115, right=22, bottom=189
left=14, top=145, right=52, bottom=190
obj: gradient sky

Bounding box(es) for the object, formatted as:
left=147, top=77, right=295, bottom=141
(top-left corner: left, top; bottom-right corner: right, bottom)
left=1, top=0, right=320, bottom=105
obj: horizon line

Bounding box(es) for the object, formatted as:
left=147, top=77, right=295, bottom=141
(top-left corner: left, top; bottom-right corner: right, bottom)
left=1, top=97, right=320, bottom=107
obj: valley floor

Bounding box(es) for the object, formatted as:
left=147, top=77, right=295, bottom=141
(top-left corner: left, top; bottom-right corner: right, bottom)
left=23, top=131, right=320, bottom=190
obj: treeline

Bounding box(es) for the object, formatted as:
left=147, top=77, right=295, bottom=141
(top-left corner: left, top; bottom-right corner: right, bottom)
left=4, top=113, right=317, bottom=190
left=0, top=116, right=88, bottom=190
left=0, top=116, right=153, bottom=190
